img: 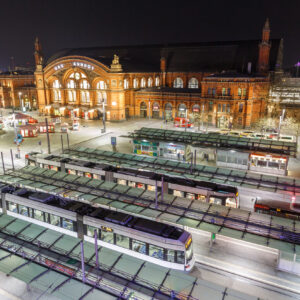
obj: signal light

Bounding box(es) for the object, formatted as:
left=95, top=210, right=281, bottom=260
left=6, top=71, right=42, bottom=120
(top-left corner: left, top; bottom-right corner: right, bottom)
left=292, top=196, right=296, bottom=202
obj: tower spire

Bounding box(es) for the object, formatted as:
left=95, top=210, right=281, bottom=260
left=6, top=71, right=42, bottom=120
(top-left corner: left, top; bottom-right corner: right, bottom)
left=257, top=18, right=271, bottom=74
left=34, top=37, right=43, bottom=66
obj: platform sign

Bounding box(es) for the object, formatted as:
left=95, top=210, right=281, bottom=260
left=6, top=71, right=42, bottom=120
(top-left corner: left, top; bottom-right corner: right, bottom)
left=111, top=136, right=117, bottom=145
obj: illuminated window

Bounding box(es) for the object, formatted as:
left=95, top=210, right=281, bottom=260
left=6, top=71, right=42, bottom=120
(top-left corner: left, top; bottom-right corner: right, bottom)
left=147, top=77, right=153, bottom=87
left=222, top=88, right=226, bottom=96
left=52, top=80, right=61, bottom=89
left=238, top=88, right=242, bottom=96
left=68, top=90, right=76, bottom=101
left=188, top=78, right=198, bottom=88
left=81, top=91, right=90, bottom=103
left=133, top=78, right=139, bottom=88
left=80, top=79, right=90, bottom=89
left=155, top=76, right=160, bottom=87
left=67, top=80, right=76, bottom=89
left=141, top=78, right=146, bottom=88
left=173, top=77, right=183, bottom=88
left=124, top=79, right=129, bottom=89
left=96, top=81, right=107, bottom=89
left=243, top=88, right=247, bottom=96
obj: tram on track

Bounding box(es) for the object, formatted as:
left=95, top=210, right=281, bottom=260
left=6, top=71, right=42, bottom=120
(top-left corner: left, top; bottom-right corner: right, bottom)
left=0, top=184, right=195, bottom=272
left=254, top=198, right=300, bottom=220
left=25, top=152, right=239, bottom=208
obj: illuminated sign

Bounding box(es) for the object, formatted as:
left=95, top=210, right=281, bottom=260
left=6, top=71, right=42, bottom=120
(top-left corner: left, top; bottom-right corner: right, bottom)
left=54, top=64, right=64, bottom=71
left=72, top=62, right=94, bottom=70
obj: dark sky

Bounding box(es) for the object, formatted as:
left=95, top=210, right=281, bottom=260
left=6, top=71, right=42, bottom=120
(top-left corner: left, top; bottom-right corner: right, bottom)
left=0, top=0, right=299, bottom=70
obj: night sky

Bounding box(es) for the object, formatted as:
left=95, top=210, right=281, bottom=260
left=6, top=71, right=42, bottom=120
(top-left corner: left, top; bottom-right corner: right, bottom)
left=0, top=0, right=299, bottom=70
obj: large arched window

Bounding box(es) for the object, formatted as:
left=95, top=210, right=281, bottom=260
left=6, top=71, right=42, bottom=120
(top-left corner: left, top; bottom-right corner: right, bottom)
left=133, top=78, right=139, bottom=88
left=188, top=78, right=198, bottom=89
left=155, top=77, right=160, bottom=87
left=148, top=77, right=153, bottom=87
left=96, top=81, right=107, bottom=90
left=141, top=78, right=146, bottom=88
left=173, top=77, right=183, bottom=88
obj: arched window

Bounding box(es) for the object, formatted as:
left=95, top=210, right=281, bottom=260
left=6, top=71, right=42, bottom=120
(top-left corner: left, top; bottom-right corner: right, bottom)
left=141, top=78, right=146, bottom=88
left=124, top=79, right=129, bottom=89
left=133, top=78, right=138, bottom=88
left=173, top=77, right=183, bottom=88
left=178, top=103, right=187, bottom=117
left=188, top=78, right=198, bottom=89
left=96, top=81, right=107, bottom=90
left=155, top=77, right=160, bottom=87
left=67, top=80, right=76, bottom=89
left=147, top=77, right=153, bottom=87
left=80, top=79, right=90, bottom=89
left=52, top=80, right=61, bottom=101
left=54, top=90, right=61, bottom=101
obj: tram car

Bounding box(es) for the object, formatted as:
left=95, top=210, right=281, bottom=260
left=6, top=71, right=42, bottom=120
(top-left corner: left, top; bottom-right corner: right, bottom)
left=254, top=198, right=300, bottom=220
left=25, top=152, right=239, bottom=208
left=0, top=184, right=195, bottom=272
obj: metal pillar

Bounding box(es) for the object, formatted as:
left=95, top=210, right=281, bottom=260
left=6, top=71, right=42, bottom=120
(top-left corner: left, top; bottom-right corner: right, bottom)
left=102, top=101, right=106, bottom=133
left=194, top=149, right=197, bottom=166
left=61, top=135, right=64, bottom=153
left=155, top=180, right=158, bottom=209
left=94, top=229, right=99, bottom=269
left=67, top=133, right=70, bottom=149
left=161, top=176, right=164, bottom=203
left=190, top=153, right=193, bottom=174
left=10, top=149, right=14, bottom=170
left=45, top=118, right=51, bottom=154
left=80, top=241, right=86, bottom=282
left=1, top=152, right=5, bottom=174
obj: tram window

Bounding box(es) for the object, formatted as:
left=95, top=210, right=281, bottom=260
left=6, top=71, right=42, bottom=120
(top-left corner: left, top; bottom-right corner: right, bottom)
left=197, top=195, right=206, bottom=202
left=118, top=179, right=127, bottom=186
left=174, top=190, right=184, bottom=197
left=147, top=185, right=155, bottom=191
left=149, top=244, right=164, bottom=260
left=136, top=183, right=145, bottom=189
left=176, top=251, right=185, bottom=264
left=43, top=164, right=49, bottom=169
left=132, top=239, right=146, bottom=254
left=186, top=193, right=195, bottom=200
left=62, top=218, right=73, bottom=231
left=115, top=234, right=130, bottom=249
left=68, top=169, right=77, bottom=175
left=135, top=144, right=141, bottom=150
left=280, top=164, right=286, bottom=170
left=225, top=198, right=236, bottom=208
left=93, top=174, right=101, bottom=179
left=101, top=231, right=114, bottom=244
left=19, top=205, right=29, bottom=217
left=210, top=197, right=222, bottom=205
left=7, top=201, right=18, bottom=213
left=87, top=225, right=98, bottom=237
left=186, top=241, right=193, bottom=262
left=50, top=214, right=61, bottom=227
left=257, top=160, right=267, bottom=167
left=34, top=209, right=44, bottom=222
left=166, top=249, right=176, bottom=263
left=128, top=181, right=136, bottom=188
left=268, top=161, right=279, bottom=169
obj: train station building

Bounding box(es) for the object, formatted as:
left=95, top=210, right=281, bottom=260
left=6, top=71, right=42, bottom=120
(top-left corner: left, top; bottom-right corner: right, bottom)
left=1, top=19, right=283, bottom=129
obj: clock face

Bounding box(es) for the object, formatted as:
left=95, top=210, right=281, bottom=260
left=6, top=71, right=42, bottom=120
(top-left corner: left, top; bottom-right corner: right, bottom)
left=75, top=72, right=80, bottom=80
